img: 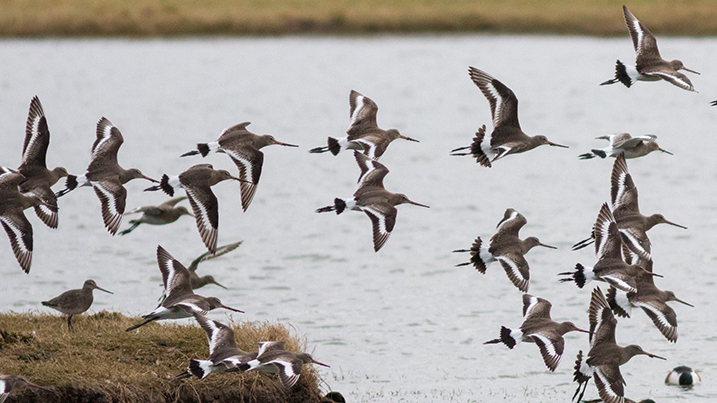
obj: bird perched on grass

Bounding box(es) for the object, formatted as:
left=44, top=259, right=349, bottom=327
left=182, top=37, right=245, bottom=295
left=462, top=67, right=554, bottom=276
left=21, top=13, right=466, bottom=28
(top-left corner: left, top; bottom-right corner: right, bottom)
left=600, top=5, right=700, bottom=91
left=41, top=279, right=113, bottom=331
left=119, top=196, right=193, bottom=235
left=309, top=90, right=418, bottom=160
left=454, top=209, right=556, bottom=292
left=450, top=67, right=567, bottom=167
left=180, top=122, right=297, bottom=211
left=316, top=151, right=429, bottom=252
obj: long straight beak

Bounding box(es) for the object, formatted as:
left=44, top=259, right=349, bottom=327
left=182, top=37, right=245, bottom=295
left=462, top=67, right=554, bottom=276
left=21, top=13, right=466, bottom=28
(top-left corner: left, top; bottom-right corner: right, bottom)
left=408, top=200, right=430, bottom=208
left=213, top=281, right=228, bottom=290
left=27, top=382, right=53, bottom=392
left=311, top=359, right=330, bottom=368
left=399, top=135, right=420, bottom=142
left=143, top=175, right=159, bottom=183
left=221, top=304, right=244, bottom=313
left=675, top=298, right=694, bottom=307
left=548, top=141, right=569, bottom=148
left=539, top=243, right=558, bottom=249
left=96, top=286, right=114, bottom=294
left=231, top=176, right=254, bottom=185
left=646, top=352, right=667, bottom=360
left=683, top=67, right=700, bottom=75
left=574, top=328, right=590, bottom=334
left=276, top=141, right=299, bottom=147
left=658, top=147, right=673, bottom=155
left=664, top=219, right=687, bottom=229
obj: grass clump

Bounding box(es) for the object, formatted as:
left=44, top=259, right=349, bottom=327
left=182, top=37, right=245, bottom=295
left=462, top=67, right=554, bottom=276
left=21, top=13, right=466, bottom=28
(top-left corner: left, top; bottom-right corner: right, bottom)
left=1, top=0, right=717, bottom=36
left=0, top=311, right=324, bottom=403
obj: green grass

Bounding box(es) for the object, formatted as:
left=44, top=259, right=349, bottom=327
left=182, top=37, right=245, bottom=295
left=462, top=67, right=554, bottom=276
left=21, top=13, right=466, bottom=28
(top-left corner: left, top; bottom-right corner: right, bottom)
left=0, top=311, right=324, bottom=403
left=1, top=0, right=717, bottom=36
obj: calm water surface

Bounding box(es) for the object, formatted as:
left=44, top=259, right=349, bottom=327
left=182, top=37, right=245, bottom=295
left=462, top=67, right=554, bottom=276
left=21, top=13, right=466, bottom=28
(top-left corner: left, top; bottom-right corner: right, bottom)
left=1, top=35, right=716, bottom=402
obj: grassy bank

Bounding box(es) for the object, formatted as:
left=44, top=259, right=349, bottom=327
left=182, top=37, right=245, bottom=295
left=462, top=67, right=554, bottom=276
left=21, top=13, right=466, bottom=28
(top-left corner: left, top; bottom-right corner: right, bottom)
left=0, top=311, right=324, bottom=403
left=2, top=0, right=717, bottom=37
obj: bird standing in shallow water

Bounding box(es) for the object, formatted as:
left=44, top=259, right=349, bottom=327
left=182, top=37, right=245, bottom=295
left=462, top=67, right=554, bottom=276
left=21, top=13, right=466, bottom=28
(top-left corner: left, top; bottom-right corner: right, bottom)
left=484, top=294, right=589, bottom=371
left=600, top=5, right=700, bottom=91
left=55, top=117, right=157, bottom=235
left=41, top=279, right=113, bottom=331
left=309, top=90, right=418, bottom=160
left=454, top=208, right=556, bottom=292
left=119, top=196, right=193, bottom=235
left=316, top=151, right=429, bottom=252
left=238, top=341, right=330, bottom=388
left=572, top=287, right=666, bottom=403
left=15, top=96, right=68, bottom=229
left=126, top=245, right=242, bottom=332
left=450, top=67, right=568, bottom=167
left=145, top=164, right=242, bottom=255
left=578, top=134, right=672, bottom=160
left=181, top=122, right=297, bottom=212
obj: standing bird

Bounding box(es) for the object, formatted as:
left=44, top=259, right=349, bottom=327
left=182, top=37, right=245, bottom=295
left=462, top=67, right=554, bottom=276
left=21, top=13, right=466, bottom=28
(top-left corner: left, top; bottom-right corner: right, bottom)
left=309, top=90, right=418, bottom=160
left=572, top=287, right=665, bottom=403
left=55, top=117, right=157, bottom=235
left=238, top=341, right=330, bottom=388
left=607, top=257, right=693, bottom=343
left=126, top=245, right=243, bottom=332
left=573, top=153, right=686, bottom=262
left=578, top=134, right=672, bottom=160
left=560, top=203, right=657, bottom=294
left=484, top=294, right=589, bottom=371
left=0, top=170, right=48, bottom=273
left=600, top=5, right=700, bottom=91
left=450, top=67, right=567, bottom=167
left=145, top=164, right=242, bottom=254
left=180, top=122, right=297, bottom=212
left=41, top=279, right=113, bottom=331
left=16, top=96, right=68, bottom=229
left=119, top=196, right=193, bottom=235
left=0, top=374, right=51, bottom=402
left=453, top=209, right=556, bottom=292
left=177, top=312, right=253, bottom=379
left=316, top=152, right=429, bottom=252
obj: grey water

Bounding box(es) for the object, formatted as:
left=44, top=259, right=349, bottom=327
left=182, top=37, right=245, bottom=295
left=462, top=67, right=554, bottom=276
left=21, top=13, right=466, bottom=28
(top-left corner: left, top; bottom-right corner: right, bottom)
left=1, top=35, right=716, bottom=402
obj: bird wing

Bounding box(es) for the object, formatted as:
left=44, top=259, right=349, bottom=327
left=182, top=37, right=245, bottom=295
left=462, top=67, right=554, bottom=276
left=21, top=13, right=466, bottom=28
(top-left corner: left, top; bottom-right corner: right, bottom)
left=185, top=185, right=219, bottom=254
left=363, top=205, right=396, bottom=252
left=156, top=245, right=193, bottom=297
left=159, top=196, right=188, bottom=208
left=468, top=67, right=521, bottom=130
left=0, top=213, right=33, bottom=274
left=594, top=364, right=626, bottom=403
left=193, top=312, right=238, bottom=356
left=257, top=341, right=286, bottom=356
left=90, top=117, right=123, bottom=165
left=354, top=151, right=389, bottom=186
left=347, top=90, right=380, bottom=138
left=224, top=147, right=262, bottom=212
left=610, top=154, right=639, bottom=217
left=21, top=96, right=50, bottom=169
left=618, top=228, right=651, bottom=262
left=188, top=241, right=243, bottom=273
left=635, top=301, right=678, bottom=342
left=623, top=5, right=661, bottom=63
left=588, top=288, right=617, bottom=347
left=497, top=252, right=530, bottom=292
left=642, top=70, right=695, bottom=92
left=594, top=203, right=623, bottom=261
left=522, top=294, right=552, bottom=319
left=495, top=208, right=527, bottom=234
left=531, top=332, right=563, bottom=372
left=26, top=186, right=58, bottom=229
left=612, top=134, right=655, bottom=149
left=217, top=122, right=252, bottom=142
left=92, top=179, right=126, bottom=235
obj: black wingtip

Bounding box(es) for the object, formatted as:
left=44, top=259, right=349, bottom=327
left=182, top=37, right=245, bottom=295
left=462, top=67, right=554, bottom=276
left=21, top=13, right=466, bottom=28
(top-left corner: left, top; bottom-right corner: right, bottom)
left=55, top=175, right=77, bottom=197
left=189, top=360, right=205, bottom=378
left=500, top=326, right=516, bottom=349
left=197, top=143, right=210, bottom=157
left=578, top=152, right=595, bottom=160
left=614, top=60, right=632, bottom=88
left=181, top=150, right=200, bottom=157
left=309, top=146, right=328, bottom=154
left=159, top=174, right=173, bottom=196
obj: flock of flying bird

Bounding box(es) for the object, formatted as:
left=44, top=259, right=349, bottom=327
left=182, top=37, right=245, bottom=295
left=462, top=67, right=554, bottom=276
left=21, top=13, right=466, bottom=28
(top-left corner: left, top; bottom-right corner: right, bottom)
left=0, top=4, right=709, bottom=402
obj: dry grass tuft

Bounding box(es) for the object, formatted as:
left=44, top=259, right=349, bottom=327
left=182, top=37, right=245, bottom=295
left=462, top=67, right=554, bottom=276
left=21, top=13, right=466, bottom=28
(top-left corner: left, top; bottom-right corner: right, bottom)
left=1, top=0, right=717, bottom=36
left=0, top=311, right=324, bottom=403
